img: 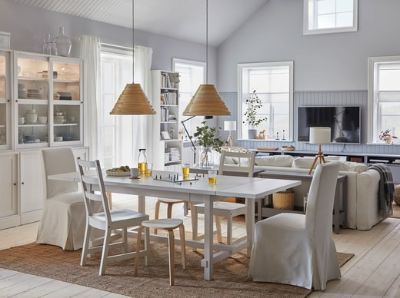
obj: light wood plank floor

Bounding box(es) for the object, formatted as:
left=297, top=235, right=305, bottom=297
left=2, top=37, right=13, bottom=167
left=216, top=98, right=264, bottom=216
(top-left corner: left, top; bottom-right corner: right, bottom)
left=1, top=195, right=400, bottom=297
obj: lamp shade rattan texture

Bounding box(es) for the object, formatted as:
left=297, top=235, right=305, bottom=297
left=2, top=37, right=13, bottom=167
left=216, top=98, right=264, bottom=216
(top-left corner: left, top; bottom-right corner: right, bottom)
left=183, top=84, right=230, bottom=116
left=110, top=83, right=155, bottom=115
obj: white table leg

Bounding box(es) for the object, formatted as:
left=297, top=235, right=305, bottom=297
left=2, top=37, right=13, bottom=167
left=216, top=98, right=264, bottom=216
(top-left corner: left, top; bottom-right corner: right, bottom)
left=138, top=195, right=146, bottom=214
left=203, top=195, right=214, bottom=280
left=246, top=198, right=255, bottom=256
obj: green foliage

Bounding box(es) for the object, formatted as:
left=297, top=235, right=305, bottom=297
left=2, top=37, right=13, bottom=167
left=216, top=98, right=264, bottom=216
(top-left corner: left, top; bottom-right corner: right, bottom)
left=243, top=90, right=267, bottom=128
left=194, top=121, right=224, bottom=153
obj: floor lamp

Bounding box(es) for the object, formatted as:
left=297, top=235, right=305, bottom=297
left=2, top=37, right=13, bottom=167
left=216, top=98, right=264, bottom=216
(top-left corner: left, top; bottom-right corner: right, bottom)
left=308, top=127, right=331, bottom=174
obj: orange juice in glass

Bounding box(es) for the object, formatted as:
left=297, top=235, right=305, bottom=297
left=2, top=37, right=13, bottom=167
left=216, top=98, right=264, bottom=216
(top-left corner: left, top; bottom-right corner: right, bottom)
left=145, top=163, right=152, bottom=177
left=208, top=170, right=217, bottom=185
left=182, top=163, right=190, bottom=180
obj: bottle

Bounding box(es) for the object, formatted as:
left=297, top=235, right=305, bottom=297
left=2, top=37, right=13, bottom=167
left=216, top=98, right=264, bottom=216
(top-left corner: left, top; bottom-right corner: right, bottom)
left=54, top=26, right=71, bottom=57
left=138, top=149, right=148, bottom=175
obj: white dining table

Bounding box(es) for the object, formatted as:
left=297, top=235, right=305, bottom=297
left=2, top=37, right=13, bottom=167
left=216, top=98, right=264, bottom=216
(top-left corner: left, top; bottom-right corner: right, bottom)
left=48, top=171, right=301, bottom=280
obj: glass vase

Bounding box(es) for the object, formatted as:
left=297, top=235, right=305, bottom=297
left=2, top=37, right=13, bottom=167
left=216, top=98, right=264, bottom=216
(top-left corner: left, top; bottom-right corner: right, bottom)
left=54, top=26, right=71, bottom=57
left=199, top=146, right=212, bottom=168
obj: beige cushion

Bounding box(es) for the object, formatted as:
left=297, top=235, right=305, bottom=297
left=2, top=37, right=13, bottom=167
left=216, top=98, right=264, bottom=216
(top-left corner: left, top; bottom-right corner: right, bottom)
left=293, top=157, right=316, bottom=169
left=255, top=155, right=294, bottom=167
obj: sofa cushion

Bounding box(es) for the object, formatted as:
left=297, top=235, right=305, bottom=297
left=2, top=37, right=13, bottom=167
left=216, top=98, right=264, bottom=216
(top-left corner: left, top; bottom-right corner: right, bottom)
left=336, top=161, right=368, bottom=173
left=255, top=155, right=294, bottom=167
left=293, top=157, right=316, bottom=169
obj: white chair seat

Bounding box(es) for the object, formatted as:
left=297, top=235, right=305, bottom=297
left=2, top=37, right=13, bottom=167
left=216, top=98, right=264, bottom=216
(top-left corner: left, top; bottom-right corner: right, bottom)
left=50, top=191, right=84, bottom=205
left=142, top=218, right=183, bottom=230
left=91, top=209, right=148, bottom=229
left=194, top=201, right=246, bottom=216
left=258, top=213, right=306, bottom=233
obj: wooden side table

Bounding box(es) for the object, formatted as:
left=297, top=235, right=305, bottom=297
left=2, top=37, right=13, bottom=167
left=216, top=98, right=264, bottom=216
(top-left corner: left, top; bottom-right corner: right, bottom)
left=258, top=170, right=347, bottom=233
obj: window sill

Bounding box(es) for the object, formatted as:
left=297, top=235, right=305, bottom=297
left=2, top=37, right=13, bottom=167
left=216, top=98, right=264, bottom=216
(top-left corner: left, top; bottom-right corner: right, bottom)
left=367, top=143, right=400, bottom=146
left=303, top=26, right=358, bottom=36
left=237, top=139, right=294, bottom=143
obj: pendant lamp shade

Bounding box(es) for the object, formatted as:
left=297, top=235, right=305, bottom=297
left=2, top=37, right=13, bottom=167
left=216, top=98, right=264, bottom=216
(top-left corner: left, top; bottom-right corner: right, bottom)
left=183, top=84, right=230, bottom=116
left=110, top=83, right=155, bottom=115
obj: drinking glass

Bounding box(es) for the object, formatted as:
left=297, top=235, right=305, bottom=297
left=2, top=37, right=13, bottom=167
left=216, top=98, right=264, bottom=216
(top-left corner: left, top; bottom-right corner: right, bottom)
left=208, top=169, right=217, bottom=185
left=145, top=163, right=152, bottom=177
left=182, top=163, right=190, bottom=179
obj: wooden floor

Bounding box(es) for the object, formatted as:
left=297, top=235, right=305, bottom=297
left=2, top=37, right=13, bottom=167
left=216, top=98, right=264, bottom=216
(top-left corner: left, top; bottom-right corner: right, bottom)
left=1, top=195, right=400, bottom=297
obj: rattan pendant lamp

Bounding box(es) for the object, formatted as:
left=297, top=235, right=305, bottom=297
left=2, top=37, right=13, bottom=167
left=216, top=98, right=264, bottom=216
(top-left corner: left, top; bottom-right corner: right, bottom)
left=110, top=0, right=155, bottom=115
left=183, top=0, right=230, bottom=117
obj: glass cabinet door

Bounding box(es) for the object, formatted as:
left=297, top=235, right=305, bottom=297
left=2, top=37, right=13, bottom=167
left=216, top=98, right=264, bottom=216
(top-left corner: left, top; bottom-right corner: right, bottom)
left=53, top=104, right=81, bottom=144
left=17, top=57, right=49, bottom=101
left=52, top=61, right=81, bottom=102
left=17, top=103, right=48, bottom=146
left=0, top=51, right=10, bottom=148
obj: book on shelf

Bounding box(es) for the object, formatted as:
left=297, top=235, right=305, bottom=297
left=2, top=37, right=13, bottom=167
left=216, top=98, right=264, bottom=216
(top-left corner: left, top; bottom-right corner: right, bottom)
left=160, top=92, right=177, bottom=105
left=161, top=72, right=179, bottom=89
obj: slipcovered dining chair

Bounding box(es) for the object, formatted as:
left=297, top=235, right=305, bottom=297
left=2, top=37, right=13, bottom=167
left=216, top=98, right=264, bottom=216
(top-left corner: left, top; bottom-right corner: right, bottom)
left=37, top=148, right=85, bottom=250
left=249, top=162, right=341, bottom=290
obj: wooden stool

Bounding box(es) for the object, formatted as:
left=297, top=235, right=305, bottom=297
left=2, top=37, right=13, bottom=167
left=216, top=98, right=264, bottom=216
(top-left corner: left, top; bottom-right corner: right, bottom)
left=154, top=199, right=186, bottom=234
left=136, top=219, right=186, bottom=286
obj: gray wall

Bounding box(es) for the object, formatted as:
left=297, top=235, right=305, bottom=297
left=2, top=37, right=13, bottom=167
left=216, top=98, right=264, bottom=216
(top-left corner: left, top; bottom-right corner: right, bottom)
left=217, top=0, right=400, bottom=92
left=0, top=0, right=217, bottom=82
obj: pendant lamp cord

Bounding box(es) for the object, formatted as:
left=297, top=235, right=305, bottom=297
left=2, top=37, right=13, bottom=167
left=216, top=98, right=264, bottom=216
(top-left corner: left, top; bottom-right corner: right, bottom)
left=206, top=0, right=209, bottom=83
left=132, top=0, right=135, bottom=83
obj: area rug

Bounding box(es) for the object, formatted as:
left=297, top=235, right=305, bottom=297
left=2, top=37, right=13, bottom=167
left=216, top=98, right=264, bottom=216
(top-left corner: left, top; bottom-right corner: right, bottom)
left=0, top=242, right=353, bottom=297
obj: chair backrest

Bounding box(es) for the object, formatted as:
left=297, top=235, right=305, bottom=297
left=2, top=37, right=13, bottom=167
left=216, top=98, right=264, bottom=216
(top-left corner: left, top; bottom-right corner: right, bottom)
left=218, top=151, right=256, bottom=177
left=305, top=162, right=340, bottom=240
left=42, top=148, right=78, bottom=198
left=77, top=159, right=111, bottom=222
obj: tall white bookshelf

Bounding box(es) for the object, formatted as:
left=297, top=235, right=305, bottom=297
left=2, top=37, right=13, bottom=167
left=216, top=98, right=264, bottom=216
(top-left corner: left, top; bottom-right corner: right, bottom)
left=152, top=70, right=182, bottom=171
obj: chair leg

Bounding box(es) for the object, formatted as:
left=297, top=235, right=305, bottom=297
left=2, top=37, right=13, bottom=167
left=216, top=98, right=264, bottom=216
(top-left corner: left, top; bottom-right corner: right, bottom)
left=99, top=228, right=112, bottom=276
left=167, top=203, right=173, bottom=218
left=191, top=204, right=198, bottom=241
left=215, top=215, right=223, bottom=243
left=80, top=223, right=91, bottom=266
left=227, top=216, right=233, bottom=245
left=167, top=230, right=175, bottom=286
left=123, top=227, right=128, bottom=253
left=145, top=227, right=150, bottom=266
left=135, top=225, right=143, bottom=276
left=178, top=224, right=186, bottom=270
left=154, top=200, right=161, bottom=235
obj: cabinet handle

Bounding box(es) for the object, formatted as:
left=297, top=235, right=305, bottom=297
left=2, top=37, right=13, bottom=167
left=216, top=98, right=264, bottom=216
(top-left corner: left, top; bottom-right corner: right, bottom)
left=13, top=182, right=17, bottom=186
left=21, top=182, right=25, bottom=185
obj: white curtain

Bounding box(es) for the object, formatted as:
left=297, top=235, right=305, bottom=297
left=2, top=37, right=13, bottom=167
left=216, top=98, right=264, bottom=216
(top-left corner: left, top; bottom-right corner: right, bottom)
left=80, top=35, right=101, bottom=160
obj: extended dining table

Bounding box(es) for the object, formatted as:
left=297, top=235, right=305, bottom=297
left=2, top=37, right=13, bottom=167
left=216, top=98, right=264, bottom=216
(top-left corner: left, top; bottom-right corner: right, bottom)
left=48, top=171, right=301, bottom=280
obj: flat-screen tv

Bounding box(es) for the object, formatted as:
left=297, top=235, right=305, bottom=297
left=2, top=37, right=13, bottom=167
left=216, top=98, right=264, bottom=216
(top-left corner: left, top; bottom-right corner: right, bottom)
left=298, top=106, right=361, bottom=143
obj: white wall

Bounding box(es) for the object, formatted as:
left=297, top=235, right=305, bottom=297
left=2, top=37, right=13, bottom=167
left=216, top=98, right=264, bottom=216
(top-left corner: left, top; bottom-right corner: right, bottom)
left=0, top=0, right=217, bottom=82
left=217, top=0, right=400, bottom=92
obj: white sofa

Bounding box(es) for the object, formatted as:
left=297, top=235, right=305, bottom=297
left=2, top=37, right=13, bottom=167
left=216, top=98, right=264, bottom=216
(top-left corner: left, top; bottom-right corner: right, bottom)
left=249, top=155, right=383, bottom=230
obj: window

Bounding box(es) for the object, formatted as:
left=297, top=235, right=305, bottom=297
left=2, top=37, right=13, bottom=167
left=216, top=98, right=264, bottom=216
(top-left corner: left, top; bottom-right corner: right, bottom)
left=304, top=0, right=358, bottom=34
left=368, top=56, right=400, bottom=144
left=238, top=62, right=293, bottom=140
left=99, top=48, right=133, bottom=168
left=172, top=58, right=205, bottom=139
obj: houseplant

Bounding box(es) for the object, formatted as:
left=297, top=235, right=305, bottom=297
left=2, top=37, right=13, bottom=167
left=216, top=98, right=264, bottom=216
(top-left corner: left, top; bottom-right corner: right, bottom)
left=243, top=90, right=267, bottom=139
left=194, top=121, right=224, bottom=167
left=379, top=129, right=398, bottom=145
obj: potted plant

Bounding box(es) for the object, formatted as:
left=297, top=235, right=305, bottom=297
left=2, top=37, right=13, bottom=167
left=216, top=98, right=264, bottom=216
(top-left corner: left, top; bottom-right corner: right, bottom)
left=243, top=90, right=267, bottom=139
left=194, top=121, right=224, bottom=167
left=379, top=129, right=398, bottom=145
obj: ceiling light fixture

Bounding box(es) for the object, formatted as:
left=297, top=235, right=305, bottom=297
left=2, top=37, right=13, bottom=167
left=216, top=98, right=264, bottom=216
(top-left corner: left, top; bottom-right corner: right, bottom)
left=183, top=0, right=230, bottom=117
left=110, top=0, right=155, bottom=115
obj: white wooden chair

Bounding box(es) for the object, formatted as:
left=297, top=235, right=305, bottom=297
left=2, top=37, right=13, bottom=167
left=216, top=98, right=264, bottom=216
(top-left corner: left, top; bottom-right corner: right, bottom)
left=136, top=218, right=186, bottom=286
left=37, top=148, right=86, bottom=250
left=191, top=151, right=256, bottom=244
left=249, top=162, right=341, bottom=290
left=77, top=159, right=150, bottom=276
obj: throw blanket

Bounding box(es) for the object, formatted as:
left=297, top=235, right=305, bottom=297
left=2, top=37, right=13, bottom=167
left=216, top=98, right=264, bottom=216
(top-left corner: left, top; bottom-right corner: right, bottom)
left=369, top=164, right=394, bottom=218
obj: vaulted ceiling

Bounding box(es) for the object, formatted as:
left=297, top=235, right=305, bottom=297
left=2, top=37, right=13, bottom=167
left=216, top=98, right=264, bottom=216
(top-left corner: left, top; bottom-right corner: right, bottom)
left=12, top=0, right=269, bottom=46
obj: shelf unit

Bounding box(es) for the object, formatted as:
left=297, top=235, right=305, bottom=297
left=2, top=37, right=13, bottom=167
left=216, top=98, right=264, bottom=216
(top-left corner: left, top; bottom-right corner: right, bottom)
left=152, top=70, right=182, bottom=171
left=13, top=51, right=83, bottom=149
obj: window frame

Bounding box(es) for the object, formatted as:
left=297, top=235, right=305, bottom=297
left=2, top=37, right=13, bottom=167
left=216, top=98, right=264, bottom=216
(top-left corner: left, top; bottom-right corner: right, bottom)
left=172, top=58, right=206, bottom=139
left=303, top=0, right=358, bottom=35
left=237, top=61, right=294, bottom=141
left=368, top=55, right=400, bottom=144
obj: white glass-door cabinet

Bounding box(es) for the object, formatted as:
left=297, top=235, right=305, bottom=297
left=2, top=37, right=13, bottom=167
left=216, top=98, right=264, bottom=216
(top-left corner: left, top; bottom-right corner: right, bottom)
left=0, top=50, right=11, bottom=149
left=13, top=52, right=83, bottom=149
